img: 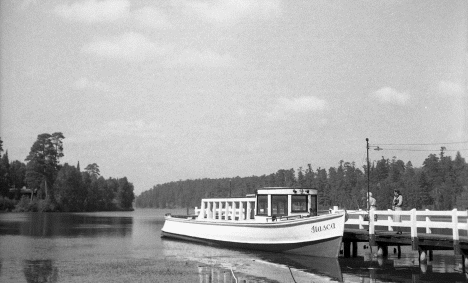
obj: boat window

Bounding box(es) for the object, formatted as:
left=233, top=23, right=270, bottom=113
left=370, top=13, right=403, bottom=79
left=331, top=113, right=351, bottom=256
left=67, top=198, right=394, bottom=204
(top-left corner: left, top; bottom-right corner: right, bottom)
left=291, top=195, right=308, bottom=212
left=310, top=195, right=317, bottom=216
left=271, top=195, right=288, bottom=216
left=257, top=195, right=268, bottom=215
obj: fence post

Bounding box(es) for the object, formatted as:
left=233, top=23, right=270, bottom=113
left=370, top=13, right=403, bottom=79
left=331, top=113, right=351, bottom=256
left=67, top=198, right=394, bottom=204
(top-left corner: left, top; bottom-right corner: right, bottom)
left=198, top=201, right=205, bottom=219
left=452, top=208, right=460, bottom=255
left=425, top=209, right=431, bottom=234
left=247, top=201, right=252, bottom=220
left=218, top=201, right=223, bottom=220
left=358, top=209, right=364, bottom=230
left=369, top=210, right=376, bottom=245
left=411, top=208, right=418, bottom=250
left=239, top=201, right=245, bottom=220
left=224, top=201, right=229, bottom=220
left=388, top=209, right=393, bottom=231
left=231, top=201, right=236, bottom=221
left=208, top=201, right=213, bottom=219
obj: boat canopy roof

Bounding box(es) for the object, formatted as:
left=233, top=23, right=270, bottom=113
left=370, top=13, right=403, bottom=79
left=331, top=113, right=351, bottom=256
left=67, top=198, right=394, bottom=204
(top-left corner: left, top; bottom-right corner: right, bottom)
left=257, top=187, right=317, bottom=196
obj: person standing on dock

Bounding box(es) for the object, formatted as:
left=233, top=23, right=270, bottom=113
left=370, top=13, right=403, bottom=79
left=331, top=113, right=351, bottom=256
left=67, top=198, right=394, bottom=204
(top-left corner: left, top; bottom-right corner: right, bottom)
left=367, top=192, right=376, bottom=211
left=392, top=189, right=403, bottom=234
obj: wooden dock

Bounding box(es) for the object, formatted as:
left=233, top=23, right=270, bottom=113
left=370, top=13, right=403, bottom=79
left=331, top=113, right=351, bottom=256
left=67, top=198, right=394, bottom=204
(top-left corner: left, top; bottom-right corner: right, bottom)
left=341, top=208, right=468, bottom=262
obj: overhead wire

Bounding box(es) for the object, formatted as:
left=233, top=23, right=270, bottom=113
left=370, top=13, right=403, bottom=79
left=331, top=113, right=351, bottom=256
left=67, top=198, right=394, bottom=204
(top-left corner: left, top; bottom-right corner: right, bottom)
left=370, top=140, right=468, bottom=146
left=375, top=148, right=468, bottom=152
left=368, top=140, right=468, bottom=153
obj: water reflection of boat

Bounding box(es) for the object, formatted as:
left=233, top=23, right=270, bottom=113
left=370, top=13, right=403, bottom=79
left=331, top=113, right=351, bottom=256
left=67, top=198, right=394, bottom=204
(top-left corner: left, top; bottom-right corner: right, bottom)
left=162, top=187, right=346, bottom=258
left=262, top=253, right=343, bottom=281
left=23, top=260, right=58, bottom=283
left=162, top=238, right=343, bottom=282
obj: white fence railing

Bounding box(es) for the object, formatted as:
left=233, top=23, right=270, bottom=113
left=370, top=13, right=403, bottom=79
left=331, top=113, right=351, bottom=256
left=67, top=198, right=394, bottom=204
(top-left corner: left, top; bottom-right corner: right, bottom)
left=345, top=208, right=468, bottom=253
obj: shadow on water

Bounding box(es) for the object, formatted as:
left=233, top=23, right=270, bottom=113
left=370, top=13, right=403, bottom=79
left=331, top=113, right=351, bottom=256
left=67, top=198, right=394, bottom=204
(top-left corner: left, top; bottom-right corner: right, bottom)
left=0, top=213, right=133, bottom=238
left=23, top=259, right=58, bottom=283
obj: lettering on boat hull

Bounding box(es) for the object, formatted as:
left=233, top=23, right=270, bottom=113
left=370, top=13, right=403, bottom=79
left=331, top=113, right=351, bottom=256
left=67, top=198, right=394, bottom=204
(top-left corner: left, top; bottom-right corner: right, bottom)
left=311, top=223, right=336, bottom=233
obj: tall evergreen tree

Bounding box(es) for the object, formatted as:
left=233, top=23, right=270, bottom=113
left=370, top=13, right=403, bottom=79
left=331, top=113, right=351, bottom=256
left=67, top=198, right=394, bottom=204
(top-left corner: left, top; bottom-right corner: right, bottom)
left=10, top=160, right=27, bottom=197
left=117, top=177, right=134, bottom=210
left=53, top=163, right=86, bottom=211
left=0, top=150, right=10, bottom=198
left=25, top=133, right=65, bottom=199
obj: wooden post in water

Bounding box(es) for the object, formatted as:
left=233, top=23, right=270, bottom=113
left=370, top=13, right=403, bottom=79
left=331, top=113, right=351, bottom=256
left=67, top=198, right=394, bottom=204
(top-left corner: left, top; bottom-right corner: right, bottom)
left=343, top=241, right=351, bottom=258
left=352, top=241, right=358, bottom=257
left=419, top=249, right=427, bottom=263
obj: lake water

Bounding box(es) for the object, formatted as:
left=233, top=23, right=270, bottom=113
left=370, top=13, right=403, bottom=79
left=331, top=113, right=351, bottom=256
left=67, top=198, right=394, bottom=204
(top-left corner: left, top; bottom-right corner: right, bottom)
left=0, top=209, right=466, bottom=283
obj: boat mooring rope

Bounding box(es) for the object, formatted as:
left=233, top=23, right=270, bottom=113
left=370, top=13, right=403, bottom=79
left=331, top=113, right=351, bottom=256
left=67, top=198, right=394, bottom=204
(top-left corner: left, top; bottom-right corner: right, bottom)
left=230, top=268, right=238, bottom=283
left=288, top=266, right=297, bottom=283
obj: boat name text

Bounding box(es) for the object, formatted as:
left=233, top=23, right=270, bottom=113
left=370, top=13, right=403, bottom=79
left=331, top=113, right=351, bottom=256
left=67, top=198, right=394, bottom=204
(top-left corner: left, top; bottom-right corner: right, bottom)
left=311, top=223, right=336, bottom=233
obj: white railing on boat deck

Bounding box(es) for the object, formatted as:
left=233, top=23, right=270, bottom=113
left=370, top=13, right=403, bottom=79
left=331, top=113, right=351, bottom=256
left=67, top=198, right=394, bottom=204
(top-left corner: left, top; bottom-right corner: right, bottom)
left=194, top=197, right=256, bottom=221
left=345, top=208, right=468, bottom=251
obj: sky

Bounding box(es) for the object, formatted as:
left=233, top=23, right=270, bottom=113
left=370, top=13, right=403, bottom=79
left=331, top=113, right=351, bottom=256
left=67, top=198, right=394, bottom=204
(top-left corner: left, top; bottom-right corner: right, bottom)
left=1, top=0, right=467, bottom=196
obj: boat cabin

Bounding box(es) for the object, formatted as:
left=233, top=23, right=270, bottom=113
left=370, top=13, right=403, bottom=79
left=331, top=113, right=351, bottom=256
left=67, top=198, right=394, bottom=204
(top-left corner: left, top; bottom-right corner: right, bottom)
left=195, top=187, right=318, bottom=222
left=256, top=187, right=318, bottom=220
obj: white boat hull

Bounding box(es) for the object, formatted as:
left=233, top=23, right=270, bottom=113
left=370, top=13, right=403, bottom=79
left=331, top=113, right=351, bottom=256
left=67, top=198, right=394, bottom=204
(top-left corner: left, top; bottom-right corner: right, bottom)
left=161, top=213, right=345, bottom=258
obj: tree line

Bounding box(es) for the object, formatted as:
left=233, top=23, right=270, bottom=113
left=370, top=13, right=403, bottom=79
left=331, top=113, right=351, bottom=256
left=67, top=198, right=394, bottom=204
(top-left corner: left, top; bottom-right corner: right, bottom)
left=136, top=149, right=468, bottom=211
left=0, top=134, right=135, bottom=212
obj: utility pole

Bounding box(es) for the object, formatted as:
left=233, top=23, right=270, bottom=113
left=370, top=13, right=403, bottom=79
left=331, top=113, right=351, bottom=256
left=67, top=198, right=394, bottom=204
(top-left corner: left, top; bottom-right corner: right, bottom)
left=366, top=138, right=370, bottom=212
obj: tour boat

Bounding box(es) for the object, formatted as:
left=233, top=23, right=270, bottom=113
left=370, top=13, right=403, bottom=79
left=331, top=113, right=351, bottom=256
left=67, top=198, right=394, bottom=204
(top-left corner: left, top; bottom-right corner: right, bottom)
left=161, top=187, right=346, bottom=258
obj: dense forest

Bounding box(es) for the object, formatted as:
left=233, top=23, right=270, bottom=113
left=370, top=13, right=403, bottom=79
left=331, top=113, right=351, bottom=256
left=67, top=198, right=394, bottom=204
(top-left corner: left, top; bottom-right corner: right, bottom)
left=0, top=134, right=135, bottom=212
left=136, top=149, right=468, bottom=211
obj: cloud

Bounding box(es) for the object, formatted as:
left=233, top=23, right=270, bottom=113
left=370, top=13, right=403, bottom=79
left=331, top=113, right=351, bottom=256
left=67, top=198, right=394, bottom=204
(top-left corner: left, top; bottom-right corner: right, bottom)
left=132, top=6, right=172, bottom=29
left=73, top=77, right=110, bottom=92
left=168, top=49, right=237, bottom=67
left=54, top=0, right=130, bottom=23
left=67, top=119, right=165, bottom=144
left=438, top=81, right=465, bottom=97
left=82, top=33, right=236, bottom=66
left=174, top=0, right=281, bottom=25
left=372, top=87, right=410, bottom=105
left=266, top=96, right=328, bottom=120
left=21, top=0, right=37, bottom=9
left=82, top=32, right=169, bottom=61
left=277, top=96, right=328, bottom=112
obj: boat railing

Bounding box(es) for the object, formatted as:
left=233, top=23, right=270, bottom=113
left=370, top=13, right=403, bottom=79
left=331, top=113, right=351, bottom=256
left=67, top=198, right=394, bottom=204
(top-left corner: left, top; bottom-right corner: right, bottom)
left=195, top=197, right=256, bottom=221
